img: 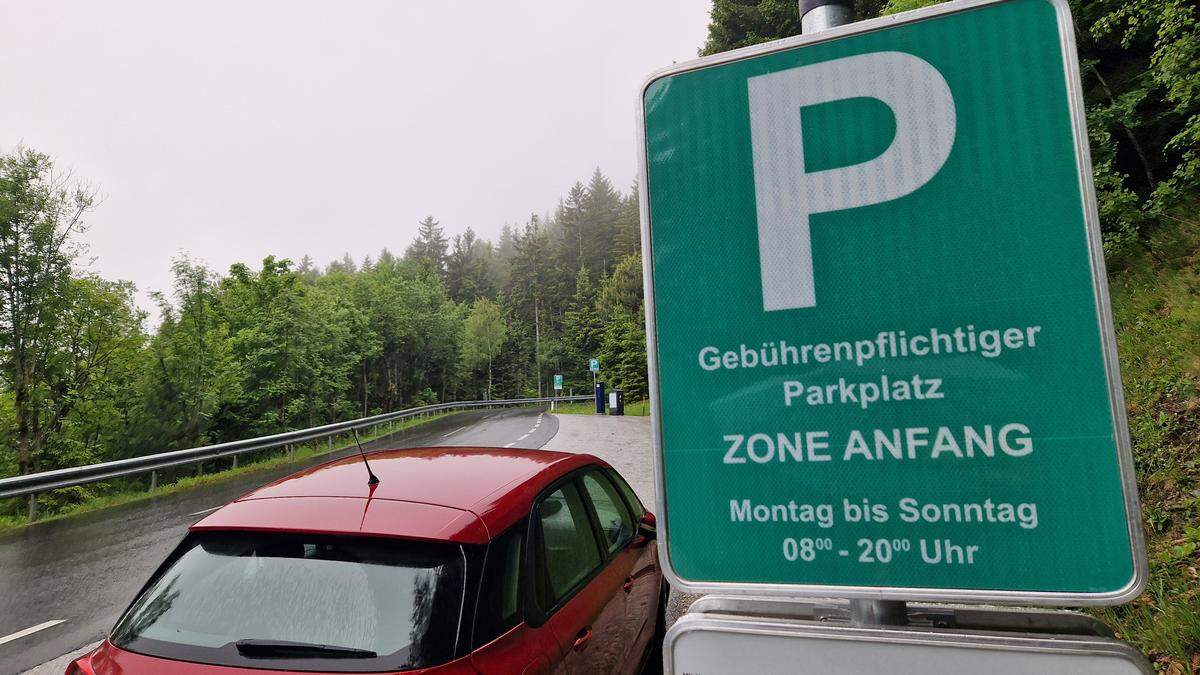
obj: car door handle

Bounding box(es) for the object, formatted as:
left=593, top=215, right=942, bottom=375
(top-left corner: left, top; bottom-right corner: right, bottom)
left=573, top=627, right=593, bottom=652
left=622, top=577, right=634, bottom=593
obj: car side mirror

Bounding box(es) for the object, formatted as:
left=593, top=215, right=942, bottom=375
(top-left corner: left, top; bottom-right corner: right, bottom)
left=634, top=512, right=656, bottom=547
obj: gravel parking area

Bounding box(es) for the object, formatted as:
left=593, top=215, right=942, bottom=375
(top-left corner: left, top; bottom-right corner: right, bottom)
left=544, top=414, right=656, bottom=504
left=545, top=413, right=700, bottom=629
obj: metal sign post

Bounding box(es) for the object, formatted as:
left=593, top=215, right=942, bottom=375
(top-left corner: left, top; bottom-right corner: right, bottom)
left=589, top=358, right=601, bottom=413
left=801, top=0, right=906, bottom=628
left=638, top=0, right=1146, bottom=604
left=800, top=0, right=852, bottom=33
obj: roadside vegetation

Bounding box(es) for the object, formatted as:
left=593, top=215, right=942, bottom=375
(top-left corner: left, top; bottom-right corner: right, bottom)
left=1097, top=224, right=1200, bottom=671
left=703, top=0, right=1199, bottom=669
left=554, top=399, right=651, bottom=416
left=0, top=412, right=448, bottom=537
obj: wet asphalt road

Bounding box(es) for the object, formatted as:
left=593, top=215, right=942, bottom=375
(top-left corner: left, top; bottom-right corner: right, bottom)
left=0, top=407, right=557, bottom=674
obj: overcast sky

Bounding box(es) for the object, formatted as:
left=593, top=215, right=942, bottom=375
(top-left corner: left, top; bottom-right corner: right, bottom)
left=1, top=1, right=710, bottom=318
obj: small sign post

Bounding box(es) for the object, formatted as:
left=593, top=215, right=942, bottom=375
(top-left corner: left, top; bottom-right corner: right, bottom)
left=551, top=374, right=563, bottom=411
left=638, top=0, right=1144, bottom=604
left=589, top=358, right=601, bottom=413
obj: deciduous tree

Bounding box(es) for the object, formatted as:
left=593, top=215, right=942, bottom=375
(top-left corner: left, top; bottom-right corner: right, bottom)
left=463, top=298, right=507, bottom=400
left=0, top=148, right=95, bottom=475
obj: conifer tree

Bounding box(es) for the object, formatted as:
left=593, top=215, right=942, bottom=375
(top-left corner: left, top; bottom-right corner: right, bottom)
left=555, top=183, right=587, bottom=274
left=614, top=188, right=642, bottom=259
left=447, top=227, right=494, bottom=303
left=582, top=169, right=622, bottom=274
left=405, top=216, right=449, bottom=276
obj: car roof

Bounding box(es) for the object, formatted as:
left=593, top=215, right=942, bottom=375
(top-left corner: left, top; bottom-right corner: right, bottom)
left=191, top=446, right=607, bottom=545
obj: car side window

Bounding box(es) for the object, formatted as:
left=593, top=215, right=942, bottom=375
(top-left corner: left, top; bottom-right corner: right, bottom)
left=474, top=522, right=525, bottom=648
left=581, top=471, right=634, bottom=555
left=606, top=469, right=645, bottom=519
left=533, top=482, right=602, bottom=611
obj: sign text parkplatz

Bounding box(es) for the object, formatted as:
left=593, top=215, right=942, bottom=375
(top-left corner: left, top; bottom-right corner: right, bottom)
left=638, top=0, right=1145, bottom=603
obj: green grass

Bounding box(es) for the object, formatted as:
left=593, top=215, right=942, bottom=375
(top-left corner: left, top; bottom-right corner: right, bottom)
left=1092, top=221, right=1200, bottom=673
left=0, top=412, right=449, bottom=538
left=554, top=398, right=650, bottom=416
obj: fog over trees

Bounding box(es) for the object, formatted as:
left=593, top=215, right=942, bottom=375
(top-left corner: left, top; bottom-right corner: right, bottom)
left=0, top=148, right=646, bottom=502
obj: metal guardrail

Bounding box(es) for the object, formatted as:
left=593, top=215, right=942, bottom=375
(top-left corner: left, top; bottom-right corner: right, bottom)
left=0, top=395, right=591, bottom=503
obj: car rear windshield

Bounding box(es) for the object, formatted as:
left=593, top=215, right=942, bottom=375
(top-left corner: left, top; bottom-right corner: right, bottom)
left=111, top=531, right=466, bottom=672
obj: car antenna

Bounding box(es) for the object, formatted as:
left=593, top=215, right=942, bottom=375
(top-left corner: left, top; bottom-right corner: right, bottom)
left=352, top=429, right=380, bottom=485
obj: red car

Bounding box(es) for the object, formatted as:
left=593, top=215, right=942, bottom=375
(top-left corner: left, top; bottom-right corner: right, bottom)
left=68, top=447, right=665, bottom=674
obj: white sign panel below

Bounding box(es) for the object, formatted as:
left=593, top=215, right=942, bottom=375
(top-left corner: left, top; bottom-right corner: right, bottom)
left=666, top=615, right=1150, bottom=675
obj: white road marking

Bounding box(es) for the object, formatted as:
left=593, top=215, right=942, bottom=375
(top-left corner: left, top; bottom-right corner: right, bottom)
left=0, top=620, right=66, bottom=646
left=188, top=506, right=222, bottom=516
left=503, top=442, right=516, bottom=448
left=441, top=426, right=466, bottom=438
left=518, top=433, right=530, bottom=441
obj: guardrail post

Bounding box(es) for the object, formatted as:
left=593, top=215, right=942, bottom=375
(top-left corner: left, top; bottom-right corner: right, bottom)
left=232, top=455, right=238, bottom=470
left=289, top=444, right=295, bottom=462
left=150, top=470, right=158, bottom=492
left=28, top=493, right=38, bottom=521
left=196, top=462, right=203, bottom=477
left=328, top=436, right=333, bottom=453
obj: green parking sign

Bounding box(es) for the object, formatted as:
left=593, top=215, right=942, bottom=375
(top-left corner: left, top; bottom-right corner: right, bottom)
left=639, top=0, right=1144, bottom=603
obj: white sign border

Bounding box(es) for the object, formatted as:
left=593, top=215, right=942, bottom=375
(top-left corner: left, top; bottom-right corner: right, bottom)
left=636, top=0, right=1147, bottom=605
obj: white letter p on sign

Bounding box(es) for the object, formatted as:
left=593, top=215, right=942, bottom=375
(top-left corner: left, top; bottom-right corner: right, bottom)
left=748, top=51, right=956, bottom=311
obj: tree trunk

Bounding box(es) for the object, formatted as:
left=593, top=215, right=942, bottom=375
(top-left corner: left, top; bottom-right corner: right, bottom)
left=14, top=374, right=31, bottom=475
left=391, top=360, right=399, bottom=410
left=1087, top=63, right=1155, bottom=191
left=534, top=298, right=542, bottom=397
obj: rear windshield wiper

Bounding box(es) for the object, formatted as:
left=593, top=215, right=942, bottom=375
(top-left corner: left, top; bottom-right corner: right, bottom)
left=235, top=639, right=377, bottom=659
